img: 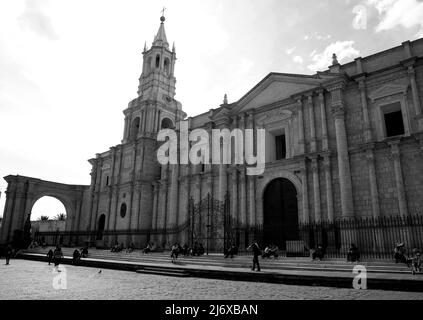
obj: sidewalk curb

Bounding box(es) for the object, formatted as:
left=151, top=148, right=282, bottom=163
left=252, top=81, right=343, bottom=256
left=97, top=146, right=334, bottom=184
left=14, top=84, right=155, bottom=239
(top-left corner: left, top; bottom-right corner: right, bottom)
left=17, top=253, right=423, bottom=293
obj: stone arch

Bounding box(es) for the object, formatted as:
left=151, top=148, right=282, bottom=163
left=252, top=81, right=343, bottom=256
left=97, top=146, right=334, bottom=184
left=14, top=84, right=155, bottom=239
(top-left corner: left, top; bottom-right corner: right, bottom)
left=259, top=170, right=302, bottom=200
left=0, top=175, right=87, bottom=244
left=29, top=193, right=72, bottom=220
left=255, top=169, right=303, bottom=227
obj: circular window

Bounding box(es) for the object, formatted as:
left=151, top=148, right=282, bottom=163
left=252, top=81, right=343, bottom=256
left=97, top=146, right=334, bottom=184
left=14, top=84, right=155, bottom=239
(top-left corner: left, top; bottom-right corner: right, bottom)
left=120, top=203, right=127, bottom=218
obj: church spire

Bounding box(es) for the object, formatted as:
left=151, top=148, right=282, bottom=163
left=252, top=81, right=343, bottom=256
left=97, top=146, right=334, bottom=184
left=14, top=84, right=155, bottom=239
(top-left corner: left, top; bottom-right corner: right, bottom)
left=153, top=12, right=168, bottom=48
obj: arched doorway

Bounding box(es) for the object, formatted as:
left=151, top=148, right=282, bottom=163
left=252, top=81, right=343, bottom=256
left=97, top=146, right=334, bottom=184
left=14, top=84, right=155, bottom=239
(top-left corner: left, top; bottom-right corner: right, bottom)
left=263, top=178, right=299, bottom=250
left=97, top=214, right=106, bottom=240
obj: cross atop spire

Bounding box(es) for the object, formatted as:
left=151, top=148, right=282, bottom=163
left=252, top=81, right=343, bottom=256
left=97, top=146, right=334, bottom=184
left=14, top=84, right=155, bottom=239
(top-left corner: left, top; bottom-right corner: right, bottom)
left=161, top=7, right=166, bottom=18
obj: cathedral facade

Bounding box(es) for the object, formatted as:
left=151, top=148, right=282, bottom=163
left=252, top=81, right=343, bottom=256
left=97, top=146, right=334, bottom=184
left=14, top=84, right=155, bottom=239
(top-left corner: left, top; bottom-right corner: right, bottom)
left=1, top=16, right=423, bottom=252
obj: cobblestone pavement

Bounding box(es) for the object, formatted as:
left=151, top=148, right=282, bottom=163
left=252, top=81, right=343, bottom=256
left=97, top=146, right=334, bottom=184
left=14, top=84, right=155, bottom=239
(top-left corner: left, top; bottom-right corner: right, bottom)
left=0, top=260, right=422, bottom=300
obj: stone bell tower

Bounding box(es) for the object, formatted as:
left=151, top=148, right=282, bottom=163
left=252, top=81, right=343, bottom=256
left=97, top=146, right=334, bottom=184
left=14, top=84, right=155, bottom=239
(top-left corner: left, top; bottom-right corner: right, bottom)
left=122, top=13, right=185, bottom=144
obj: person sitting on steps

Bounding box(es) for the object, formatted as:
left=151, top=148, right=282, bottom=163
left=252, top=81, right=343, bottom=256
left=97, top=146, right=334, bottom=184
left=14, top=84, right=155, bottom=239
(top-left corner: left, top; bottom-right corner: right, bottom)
left=312, top=245, right=325, bottom=261
left=126, top=242, right=135, bottom=253
left=347, top=243, right=360, bottom=263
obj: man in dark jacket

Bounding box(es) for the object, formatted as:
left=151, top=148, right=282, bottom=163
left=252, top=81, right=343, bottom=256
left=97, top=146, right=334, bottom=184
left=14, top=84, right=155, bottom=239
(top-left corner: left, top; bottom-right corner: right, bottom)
left=5, top=245, right=13, bottom=265
left=47, top=249, right=54, bottom=265
left=248, top=240, right=261, bottom=271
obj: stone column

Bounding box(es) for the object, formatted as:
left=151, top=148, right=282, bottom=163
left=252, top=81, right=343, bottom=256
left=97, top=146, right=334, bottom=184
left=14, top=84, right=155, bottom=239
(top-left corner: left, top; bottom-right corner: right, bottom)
left=297, top=98, right=305, bottom=154
left=357, top=77, right=373, bottom=142
left=246, top=112, right=256, bottom=227
left=300, top=160, right=310, bottom=223
left=123, top=116, right=130, bottom=142
left=311, top=156, right=321, bottom=222
left=389, top=141, right=408, bottom=217
left=308, top=94, right=317, bottom=153
left=1, top=187, right=16, bottom=242
left=139, top=111, right=145, bottom=134
left=230, top=167, right=238, bottom=223
left=405, top=63, right=423, bottom=130
left=167, top=164, right=180, bottom=242
left=125, top=184, right=134, bottom=245
left=329, top=85, right=354, bottom=217
left=105, top=148, right=116, bottom=232
left=157, top=180, right=168, bottom=247
left=10, top=184, right=26, bottom=239
left=151, top=182, right=159, bottom=230
left=87, top=157, right=100, bottom=231
left=318, top=90, right=329, bottom=151
left=152, top=109, right=158, bottom=133
left=156, top=110, right=162, bottom=131
left=178, top=170, right=190, bottom=244
left=248, top=175, right=256, bottom=227
left=239, top=166, right=247, bottom=227
left=143, top=106, right=148, bottom=133
left=127, top=143, right=138, bottom=235
left=323, top=154, right=334, bottom=222
left=366, top=147, right=380, bottom=218
left=218, top=157, right=228, bottom=201
left=131, top=183, right=141, bottom=230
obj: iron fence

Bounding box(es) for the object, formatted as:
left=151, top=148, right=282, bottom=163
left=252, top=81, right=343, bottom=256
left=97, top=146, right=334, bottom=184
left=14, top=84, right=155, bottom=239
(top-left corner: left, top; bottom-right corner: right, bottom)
left=298, top=215, right=423, bottom=260
left=33, top=214, right=423, bottom=260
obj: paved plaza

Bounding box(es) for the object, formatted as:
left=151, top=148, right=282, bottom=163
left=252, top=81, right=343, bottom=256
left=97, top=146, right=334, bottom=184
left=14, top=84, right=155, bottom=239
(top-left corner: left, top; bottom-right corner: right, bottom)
left=0, top=259, right=422, bottom=300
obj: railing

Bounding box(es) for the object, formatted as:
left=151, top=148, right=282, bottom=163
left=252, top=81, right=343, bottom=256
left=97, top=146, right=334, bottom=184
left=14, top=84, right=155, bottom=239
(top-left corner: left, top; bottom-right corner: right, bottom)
left=33, top=215, right=423, bottom=260
left=298, top=215, right=423, bottom=260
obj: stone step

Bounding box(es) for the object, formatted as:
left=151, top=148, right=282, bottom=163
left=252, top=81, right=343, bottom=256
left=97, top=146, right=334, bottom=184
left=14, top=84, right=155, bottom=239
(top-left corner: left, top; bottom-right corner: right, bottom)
left=21, top=248, right=411, bottom=273
left=135, top=268, right=190, bottom=277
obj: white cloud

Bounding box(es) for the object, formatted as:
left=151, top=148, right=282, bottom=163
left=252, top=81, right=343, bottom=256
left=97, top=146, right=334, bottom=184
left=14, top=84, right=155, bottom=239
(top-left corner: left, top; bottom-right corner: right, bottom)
left=286, top=46, right=297, bottom=55
left=18, top=0, right=58, bottom=40
left=367, top=0, right=423, bottom=36
left=307, top=41, right=360, bottom=71
left=293, top=55, right=304, bottom=64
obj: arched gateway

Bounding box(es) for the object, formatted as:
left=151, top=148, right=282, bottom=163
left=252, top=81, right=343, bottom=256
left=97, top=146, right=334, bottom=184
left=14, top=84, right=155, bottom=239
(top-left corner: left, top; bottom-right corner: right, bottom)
left=263, top=178, right=299, bottom=250
left=0, top=175, right=88, bottom=244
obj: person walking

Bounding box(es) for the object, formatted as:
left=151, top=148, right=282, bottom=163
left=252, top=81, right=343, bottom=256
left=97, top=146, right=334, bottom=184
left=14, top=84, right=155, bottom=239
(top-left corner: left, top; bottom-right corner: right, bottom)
left=47, top=249, right=54, bottom=265
left=4, top=245, right=13, bottom=265
left=247, top=240, right=262, bottom=272
left=53, top=245, right=64, bottom=272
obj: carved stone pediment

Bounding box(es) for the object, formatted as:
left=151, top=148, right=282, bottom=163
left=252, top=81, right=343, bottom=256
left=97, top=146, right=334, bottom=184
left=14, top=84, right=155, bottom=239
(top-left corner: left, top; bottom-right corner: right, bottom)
left=368, top=84, right=408, bottom=102
left=255, top=109, right=293, bottom=126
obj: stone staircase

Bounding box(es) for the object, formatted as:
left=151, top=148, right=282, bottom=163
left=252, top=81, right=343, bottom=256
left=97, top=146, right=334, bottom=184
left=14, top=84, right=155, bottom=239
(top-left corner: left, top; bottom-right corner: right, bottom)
left=20, top=247, right=413, bottom=275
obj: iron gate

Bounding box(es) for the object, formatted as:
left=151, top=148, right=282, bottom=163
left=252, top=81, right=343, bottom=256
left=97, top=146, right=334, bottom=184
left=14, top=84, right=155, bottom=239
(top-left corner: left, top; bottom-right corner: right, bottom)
left=188, top=192, right=232, bottom=254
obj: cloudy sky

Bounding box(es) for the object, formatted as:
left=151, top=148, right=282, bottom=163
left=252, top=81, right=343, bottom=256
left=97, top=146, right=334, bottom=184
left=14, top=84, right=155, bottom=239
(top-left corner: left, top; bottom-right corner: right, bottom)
left=1, top=0, right=422, bottom=219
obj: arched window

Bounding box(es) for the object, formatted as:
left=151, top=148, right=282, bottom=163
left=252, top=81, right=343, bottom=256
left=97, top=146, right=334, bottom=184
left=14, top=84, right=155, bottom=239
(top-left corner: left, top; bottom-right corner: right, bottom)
left=161, top=118, right=173, bottom=129
left=105, top=176, right=109, bottom=186
left=120, top=203, right=127, bottom=218
left=164, top=58, right=170, bottom=75
left=130, top=117, right=140, bottom=141
left=155, top=55, right=160, bottom=68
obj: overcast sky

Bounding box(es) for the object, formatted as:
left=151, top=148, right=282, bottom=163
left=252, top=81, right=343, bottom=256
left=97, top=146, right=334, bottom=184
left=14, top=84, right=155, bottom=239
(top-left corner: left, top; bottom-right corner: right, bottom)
left=1, top=0, right=422, bottom=220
